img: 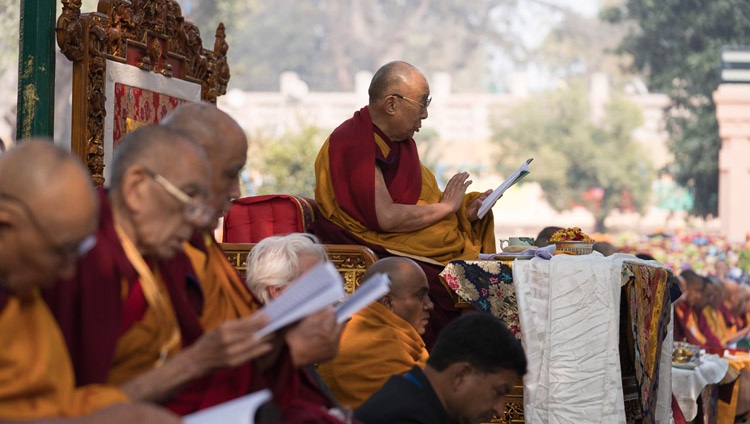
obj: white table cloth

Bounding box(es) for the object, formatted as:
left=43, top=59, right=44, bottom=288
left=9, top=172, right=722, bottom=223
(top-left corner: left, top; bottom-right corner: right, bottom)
left=514, top=254, right=627, bottom=424
left=671, top=354, right=728, bottom=421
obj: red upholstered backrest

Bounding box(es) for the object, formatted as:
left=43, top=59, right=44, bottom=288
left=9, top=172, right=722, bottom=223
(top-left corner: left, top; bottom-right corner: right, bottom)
left=223, top=195, right=318, bottom=243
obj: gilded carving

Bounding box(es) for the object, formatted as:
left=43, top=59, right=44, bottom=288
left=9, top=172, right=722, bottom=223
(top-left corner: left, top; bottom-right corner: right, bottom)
left=57, top=0, right=230, bottom=185
left=212, top=23, right=230, bottom=97
left=57, top=0, right=84, bottom=62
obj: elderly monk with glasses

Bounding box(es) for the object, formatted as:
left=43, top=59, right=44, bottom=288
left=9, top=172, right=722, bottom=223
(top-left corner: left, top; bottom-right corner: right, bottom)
left=43, top=125, right=274, bottom=415
left=0, top=140, right=181, bottom=423
left=314, top=60, right=496, bottom=348
left=159, top=103, right=347, bottom=421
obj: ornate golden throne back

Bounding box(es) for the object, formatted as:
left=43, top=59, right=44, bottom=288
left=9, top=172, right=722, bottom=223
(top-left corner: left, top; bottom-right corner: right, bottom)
left=56, top=0, right=229, bottom=186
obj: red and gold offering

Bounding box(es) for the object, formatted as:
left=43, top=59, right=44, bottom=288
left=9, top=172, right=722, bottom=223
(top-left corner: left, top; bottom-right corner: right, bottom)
left=550, top=227, right=594, bottom=255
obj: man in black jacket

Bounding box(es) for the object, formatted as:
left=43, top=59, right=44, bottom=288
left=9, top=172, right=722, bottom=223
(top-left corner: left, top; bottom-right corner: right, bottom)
left=355, top=312, right=527, bottom=424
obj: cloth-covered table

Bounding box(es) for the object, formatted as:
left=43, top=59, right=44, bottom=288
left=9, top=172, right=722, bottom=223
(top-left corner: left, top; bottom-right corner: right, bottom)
left=672, top=354, right=728, bottom=421
left=440, top=253, right=674, bottom=424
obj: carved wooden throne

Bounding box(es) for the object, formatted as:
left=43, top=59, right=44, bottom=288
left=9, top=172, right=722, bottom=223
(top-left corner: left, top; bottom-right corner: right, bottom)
left=56, top=0, right=230, bottom=186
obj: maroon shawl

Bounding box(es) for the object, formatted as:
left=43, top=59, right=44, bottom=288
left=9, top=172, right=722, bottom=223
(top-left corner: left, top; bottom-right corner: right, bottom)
left=328, top=106, right=422, bottom=232
left=42, top=188, right=203, bottom=385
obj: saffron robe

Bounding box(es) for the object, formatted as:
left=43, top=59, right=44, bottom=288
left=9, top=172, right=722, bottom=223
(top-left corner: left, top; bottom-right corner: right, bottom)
left=317, top=302, right=429, bottom=409
left=173, top=232, right=345, bottom=419
left=314, top=107, right=495, bottom=264
left=43, top=190, right=255, bottom=415
left=674, top=303, right=722, bottom=348
left=182, top=230, right=260, bottom=331
left=314, top=107, right=495, bottom=346
left=0, top=290, right=127, bottom=419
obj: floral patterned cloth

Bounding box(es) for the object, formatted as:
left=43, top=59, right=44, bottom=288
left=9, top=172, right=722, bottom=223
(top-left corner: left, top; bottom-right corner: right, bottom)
left=440, top=260, right=520, bottom=338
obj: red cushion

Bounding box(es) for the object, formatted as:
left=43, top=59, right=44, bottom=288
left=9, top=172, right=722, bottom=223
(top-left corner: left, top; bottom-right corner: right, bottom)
left=223, top=195, right=317, bottom=243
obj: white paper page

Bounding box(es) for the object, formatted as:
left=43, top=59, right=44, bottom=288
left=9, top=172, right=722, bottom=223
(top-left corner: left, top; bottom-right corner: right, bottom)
left=184, top=389, right=272, bottom=424
left=255, top=261, right=345, bottom=338
left=334, top=272, right=391, bottom=323
left=477, top=158, right=533, bottom=219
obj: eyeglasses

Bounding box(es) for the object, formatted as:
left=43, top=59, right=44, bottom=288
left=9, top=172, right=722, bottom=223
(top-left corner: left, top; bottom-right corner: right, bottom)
left=0, top=192, right=97, bottom=262
left=143, top=169, right=215, bottom=227
left=390, top=93, right=432, bottom=111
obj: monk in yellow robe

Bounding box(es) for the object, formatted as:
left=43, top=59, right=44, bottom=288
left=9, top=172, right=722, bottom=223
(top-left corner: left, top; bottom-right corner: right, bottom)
left=315, top=61, right=496, bottom=346
left=43, top=126, right=273, bottom=415
left=158, top=104, right=346, bottom=420
left=0, top=140, right=179, bottom=423
left=318, top=257, right=432, bottom=408
left=702, top=276, right=726, bottom=342
left=161, top=103, right=343, bottom=370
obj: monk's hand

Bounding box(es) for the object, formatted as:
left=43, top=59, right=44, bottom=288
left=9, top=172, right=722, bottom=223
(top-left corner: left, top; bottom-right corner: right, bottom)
left=467, top=189, right=493, bottom=222
left=440, top=172, right=472, bottom=213
left=285, top=307, right=343, bottom=368
left=81, top=403, right=182, bottom=424
left=187, top=313, right=274, bottom=374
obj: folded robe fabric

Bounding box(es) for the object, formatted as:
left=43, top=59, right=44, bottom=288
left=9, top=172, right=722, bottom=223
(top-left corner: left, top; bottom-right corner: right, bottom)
left=0, top=290, right=127, bottom=419
left=182, top=230, right=260, bottom=331
left=318, top=302, right=429, bottom=409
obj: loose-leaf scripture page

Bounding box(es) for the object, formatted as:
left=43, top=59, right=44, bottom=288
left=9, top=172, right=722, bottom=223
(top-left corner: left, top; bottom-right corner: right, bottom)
left=255, top=261, right=346, bottom=338
left=184, top=389, right=272, bottom=424
left=477, top=158, right=533, bottom=219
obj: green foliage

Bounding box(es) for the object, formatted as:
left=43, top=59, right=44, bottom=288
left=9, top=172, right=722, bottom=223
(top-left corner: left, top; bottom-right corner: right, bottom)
left=246, top=125, right=323, bottom=197
left=603, top=0, right=750, bottom=217
left=491, top=82, right=653, bottom=232
left=186, top=0, right=532, bottom=92
left=739, top=249, right=750, bottom=275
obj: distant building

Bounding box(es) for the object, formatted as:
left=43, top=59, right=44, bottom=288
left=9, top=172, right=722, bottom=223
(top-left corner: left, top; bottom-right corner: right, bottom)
left=218, top=71, right=672, bottom=172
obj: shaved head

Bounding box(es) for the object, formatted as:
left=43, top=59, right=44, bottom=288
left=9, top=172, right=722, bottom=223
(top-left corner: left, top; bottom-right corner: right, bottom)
left=366, top=257, right=433, bottom=335
left=0, top=139, right=97, bottom=295
left=161, top=102, right=248, bottom=229
left=367, top=61, right=430, bottom=142
left=108, top=125, right=211, bottom=258
left=368, top=61, right=423, bottom=103
left=161, top=102, right=246, bottom=159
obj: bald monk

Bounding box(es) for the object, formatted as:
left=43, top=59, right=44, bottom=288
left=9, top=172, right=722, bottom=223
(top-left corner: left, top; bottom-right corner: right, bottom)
left=0, top=140, right=180, bottom=423
left=161, top=103, right=257, bottom=330
left=318, top=257, right=433, bottom=409
left=314, top=61, right=496, bottom=347
left=43, top=126, right=273, bottom=414
left=161, top=102, right=342, bottom=369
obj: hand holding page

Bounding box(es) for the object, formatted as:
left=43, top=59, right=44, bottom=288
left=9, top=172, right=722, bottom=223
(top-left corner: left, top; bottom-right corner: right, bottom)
left=255, top=261, right=346, bottom=338
left=334, top=272, right=391, bottom=323
left=477, top=158, right=533, bottom=219
left=184, top=389, right=272, bottom=424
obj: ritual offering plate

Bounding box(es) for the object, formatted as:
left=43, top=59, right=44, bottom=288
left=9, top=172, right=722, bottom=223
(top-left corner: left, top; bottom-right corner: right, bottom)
left=549, top=227, right=595, bottom=255
left=554, top=241, right=594, bottom=255
left=672, top=342, right=701, bottom=369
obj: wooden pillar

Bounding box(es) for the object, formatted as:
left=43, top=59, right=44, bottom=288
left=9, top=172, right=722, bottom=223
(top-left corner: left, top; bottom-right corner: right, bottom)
left=16, top=0, right=56, bottom=140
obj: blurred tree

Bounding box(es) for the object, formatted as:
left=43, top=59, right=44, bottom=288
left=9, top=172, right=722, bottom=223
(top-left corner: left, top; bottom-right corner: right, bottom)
left=534, top=2, right=635, bottom=87
left=602, top=0, right=750, bottom=218
left=184, top=0, right=565, bottom=92
left=246, top=125, right=323, bottom=197
left=491, top=82, right=653, bottom=232
left=0, top=0, right=19, bottom=76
